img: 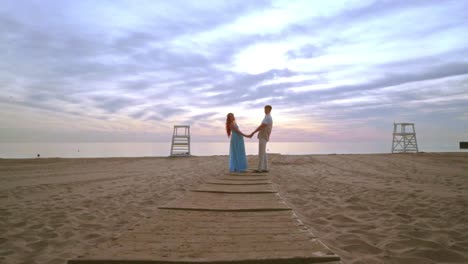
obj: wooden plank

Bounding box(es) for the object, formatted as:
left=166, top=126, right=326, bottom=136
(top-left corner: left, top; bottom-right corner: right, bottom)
left=68, top=210, right=340, bottom=264
left=70, top=255, right=341, bottom=264
left=154, top=209, right=296, bottom=221
left=216, top=176, right=270, bottom=181
left=229, top=172, right=269, bottom=176
left=192, top=183, right=276, bottom=193
left=205, top=180, right=272, bottom=185
left=159, top=192, right=290, bottom=211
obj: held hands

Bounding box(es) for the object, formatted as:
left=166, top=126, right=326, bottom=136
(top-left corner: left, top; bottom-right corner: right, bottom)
left=243, top=131, right=256, bottom=139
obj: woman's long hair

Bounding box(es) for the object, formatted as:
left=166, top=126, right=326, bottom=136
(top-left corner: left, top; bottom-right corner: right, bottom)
left=226, top=113, right=234, bottom=137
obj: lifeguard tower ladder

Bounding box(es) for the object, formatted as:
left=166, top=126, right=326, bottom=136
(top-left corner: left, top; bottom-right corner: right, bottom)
left=170, top=125, right=191, bottom=156
left=392, top=123, right=419, bottom=153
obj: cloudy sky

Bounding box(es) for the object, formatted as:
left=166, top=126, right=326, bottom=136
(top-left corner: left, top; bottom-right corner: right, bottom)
left=1, top=0, right=467, bottom=145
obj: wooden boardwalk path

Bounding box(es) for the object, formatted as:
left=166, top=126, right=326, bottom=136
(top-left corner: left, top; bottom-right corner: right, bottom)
left=68, top=172, right=341, bottom=263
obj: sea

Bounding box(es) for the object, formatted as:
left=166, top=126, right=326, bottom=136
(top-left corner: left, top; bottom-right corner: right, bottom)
left=0, top=141, right=465, bottom=159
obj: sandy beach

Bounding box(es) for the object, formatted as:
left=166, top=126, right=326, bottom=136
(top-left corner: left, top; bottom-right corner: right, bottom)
left=1, top=153, right=467, bottom=264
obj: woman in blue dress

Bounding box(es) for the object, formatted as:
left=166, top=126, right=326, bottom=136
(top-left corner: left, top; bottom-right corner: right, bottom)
left=226, top=113, right=251, bottom=172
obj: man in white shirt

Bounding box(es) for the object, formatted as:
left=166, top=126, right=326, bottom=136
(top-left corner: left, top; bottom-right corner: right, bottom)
left=250, top=105, right=273, bottom=172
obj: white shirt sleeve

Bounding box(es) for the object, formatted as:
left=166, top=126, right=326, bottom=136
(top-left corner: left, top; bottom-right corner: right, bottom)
left=262, top=115, right=273, bottom=125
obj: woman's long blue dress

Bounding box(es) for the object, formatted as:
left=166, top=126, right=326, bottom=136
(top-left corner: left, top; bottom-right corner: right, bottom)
left=229, top=125, right=248, bottom=172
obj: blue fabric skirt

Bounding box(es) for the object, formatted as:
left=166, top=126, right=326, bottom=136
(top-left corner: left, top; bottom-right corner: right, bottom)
left=229, top=131, right=248, bottom=172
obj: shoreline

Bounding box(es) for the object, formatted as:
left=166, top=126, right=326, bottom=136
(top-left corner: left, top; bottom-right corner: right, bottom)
left=1, top=151, right=467, bottom=160
left=2, top=141, right=464, bottom=159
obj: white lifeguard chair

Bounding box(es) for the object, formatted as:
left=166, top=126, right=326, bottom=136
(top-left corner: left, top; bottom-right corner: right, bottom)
left=170, top=125, right=191, bottom=156
left=392, top=123, right=419, bottom=153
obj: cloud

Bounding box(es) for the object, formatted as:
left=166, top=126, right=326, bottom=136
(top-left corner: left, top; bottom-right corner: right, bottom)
left=286, top=44, right=325, bottom=59
left=190, top=112, right=219, bottom=122
left=91, top=96, right=138, bottom=113
left=0, top=0, right=467, bottom=144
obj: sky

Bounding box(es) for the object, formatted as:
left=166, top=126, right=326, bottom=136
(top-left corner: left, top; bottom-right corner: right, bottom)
left=1, top=0, right=467, bottom=145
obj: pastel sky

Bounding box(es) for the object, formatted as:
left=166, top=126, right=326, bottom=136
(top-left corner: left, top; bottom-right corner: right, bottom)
left=1, top=0, right=467, bottom=144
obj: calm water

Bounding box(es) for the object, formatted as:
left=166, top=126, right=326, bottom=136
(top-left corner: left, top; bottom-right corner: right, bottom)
left=0, top=142, right=464, bottom=159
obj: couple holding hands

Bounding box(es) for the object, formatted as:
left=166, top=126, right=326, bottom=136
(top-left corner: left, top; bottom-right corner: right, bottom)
left=226, top=105, right=273, bottom=173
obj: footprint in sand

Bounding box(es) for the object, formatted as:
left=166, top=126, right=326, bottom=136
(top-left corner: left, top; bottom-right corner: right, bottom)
left=52, top=196, right=63, bottom=201
left=341, top=241, right=383, bottom=255
left=0, top=249, right=15, bottom=257
left=42, top=231, right=59, bottom=239
left=27, top=239, right=49, bottom=252
left=83, top=233, right=100, bottom=240
left=327, top=214, right=359, bottom=224
left=409, top=248, right=466, bottom=263
left=62, top=231, right=74, bottom=239
left=12, top=221, right=27, bottom=228
left=82, top=223, right=104, bottom=229
left=47, top=257, right=67, bottom=264
left=77, top=213, right=96, bottom=222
